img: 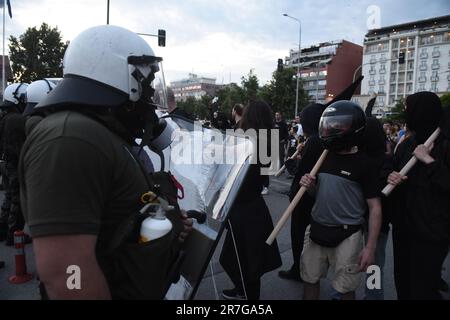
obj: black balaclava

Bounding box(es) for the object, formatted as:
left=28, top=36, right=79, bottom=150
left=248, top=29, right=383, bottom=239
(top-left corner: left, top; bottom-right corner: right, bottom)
left=359, top=117, right=386, bottom=157
left=300, top=103, right=326, bottom=136
left=405, top=92, right=442, bottom=144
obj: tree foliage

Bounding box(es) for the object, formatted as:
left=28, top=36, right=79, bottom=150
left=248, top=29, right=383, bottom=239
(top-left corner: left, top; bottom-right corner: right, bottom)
left=174, top=66, right=309, bottom=121
left=9, top=23, right=68, bottom=83
left=259, top=67, right=308, bottom=118
left=440, top=92, right=450, bottom=109
left=387, top=97, right=406, bottom=122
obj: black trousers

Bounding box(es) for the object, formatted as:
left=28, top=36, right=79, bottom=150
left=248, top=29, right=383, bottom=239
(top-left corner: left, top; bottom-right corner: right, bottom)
left=231, top=275, right=261, bottom=300
left=290, top=206, right=310, bottom=272
left=0, top=163, right=24, bottom=236
left=392, top=225, right=448, bottom=300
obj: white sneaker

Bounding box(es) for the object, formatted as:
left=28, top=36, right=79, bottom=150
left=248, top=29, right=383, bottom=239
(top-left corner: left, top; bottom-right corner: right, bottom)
left=261, top=187, right=269, bottom=195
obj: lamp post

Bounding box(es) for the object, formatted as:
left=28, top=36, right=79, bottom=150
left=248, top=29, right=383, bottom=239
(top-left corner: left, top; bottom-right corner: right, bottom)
left=283, top=13, right=301, bottom=118
left=106, top=0, right=110, bottom=24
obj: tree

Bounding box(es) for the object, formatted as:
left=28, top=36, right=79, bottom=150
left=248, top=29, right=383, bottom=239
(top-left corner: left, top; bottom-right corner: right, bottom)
left=440, top=92, right=450, bottom=109
left=241, top=69, right=259, bottom=103
left=9, top=23, right=68, bottom=83
left=215, top=83, right=244, bottom=117
left=258, top=67, right=308, bottom=118
left=387, top=97, right=406, bottom=122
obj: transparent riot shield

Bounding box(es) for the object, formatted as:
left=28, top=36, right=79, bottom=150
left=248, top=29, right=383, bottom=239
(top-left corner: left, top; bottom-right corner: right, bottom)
left=145, top=114, right=253, bottom=300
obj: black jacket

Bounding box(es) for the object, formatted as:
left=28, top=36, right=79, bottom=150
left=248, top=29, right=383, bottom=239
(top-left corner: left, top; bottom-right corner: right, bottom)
left=220, top=161, right=281, bottom=281
left=391, top=135, right=450, bottom=244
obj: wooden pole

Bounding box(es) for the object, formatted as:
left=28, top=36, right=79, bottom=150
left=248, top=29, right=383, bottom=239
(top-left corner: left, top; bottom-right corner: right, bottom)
left=382, top=127, right=440, bottom=196
left=266, top=149, right=328, bottom=245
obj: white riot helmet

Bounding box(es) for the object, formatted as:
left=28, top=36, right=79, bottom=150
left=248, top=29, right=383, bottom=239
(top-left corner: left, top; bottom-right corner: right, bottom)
left=1, top=83, right=29, bottom=109
left=35, top=25, right=167, bottom=110
left=23, top=79, right=57, bottom=115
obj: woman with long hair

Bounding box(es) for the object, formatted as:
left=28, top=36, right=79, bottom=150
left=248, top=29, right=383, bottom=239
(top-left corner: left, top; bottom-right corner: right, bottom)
left=220, top=100, right=282, bottom=300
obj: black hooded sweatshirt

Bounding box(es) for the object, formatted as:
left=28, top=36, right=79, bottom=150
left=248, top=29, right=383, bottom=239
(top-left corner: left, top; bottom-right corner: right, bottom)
left=391, top=92, right=450, bottom=244
left=289, top=103, right=325, bottom=201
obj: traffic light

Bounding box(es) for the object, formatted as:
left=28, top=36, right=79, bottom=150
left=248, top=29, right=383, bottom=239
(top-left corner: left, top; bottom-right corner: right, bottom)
left=277, top=58, right=283, bottom=72
left=158, top=29, right=166, bottom=47
left=399, top=51, right=405, bottom=64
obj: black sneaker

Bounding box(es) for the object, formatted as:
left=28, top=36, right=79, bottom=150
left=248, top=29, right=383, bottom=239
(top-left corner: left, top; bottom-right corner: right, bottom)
left=222, top=288, right=246, bottom=300
left=278, top=268, right=303, bottom=282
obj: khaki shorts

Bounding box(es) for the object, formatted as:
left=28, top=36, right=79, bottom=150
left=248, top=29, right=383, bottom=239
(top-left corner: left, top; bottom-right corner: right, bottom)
left=300, top=225, right=363, bottom=294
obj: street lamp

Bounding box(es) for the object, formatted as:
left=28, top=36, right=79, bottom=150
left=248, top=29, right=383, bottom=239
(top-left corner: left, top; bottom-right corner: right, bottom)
left=283, top=13, right=301, bottom=118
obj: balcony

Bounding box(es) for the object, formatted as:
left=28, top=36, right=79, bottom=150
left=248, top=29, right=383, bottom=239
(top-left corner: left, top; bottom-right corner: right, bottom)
left=431, top=64, right=440, bottom=70
left=370, top=58, right=377, bottom=64
left=379, top=69, right=386, bottom=74
left=369, top=80, right=376, bottom=86
left=419, top=65, right=427, bottom=71
left=369, top=70, right=376, bottom=75
left=420, top=53, right=428, bottom=59
left=432, top=51, right=440, bottom=58
left=379, top=80, right=385, bottom=85
left=431, top=76, right=439, bottom=82
left=419, top=76, right=427, bottom=83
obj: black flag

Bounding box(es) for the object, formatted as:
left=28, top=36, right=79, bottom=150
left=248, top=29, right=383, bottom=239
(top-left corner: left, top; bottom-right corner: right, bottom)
left=325, top=75, right=364, bottom=107
left=365, top=95, right=377, bottom=118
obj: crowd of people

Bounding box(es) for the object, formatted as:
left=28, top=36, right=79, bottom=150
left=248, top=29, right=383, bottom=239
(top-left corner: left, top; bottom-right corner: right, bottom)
left=0, top=23, right=448, bottom=301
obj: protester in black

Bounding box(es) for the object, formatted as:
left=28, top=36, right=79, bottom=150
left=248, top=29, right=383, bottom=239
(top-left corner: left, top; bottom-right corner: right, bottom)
left=275, top=112, right=289, bottom=168
left=278, top=103, right=325, bottom=281
left=220, top=100, right=282, bottom=300
left=387, top=92, right=450, bottom=300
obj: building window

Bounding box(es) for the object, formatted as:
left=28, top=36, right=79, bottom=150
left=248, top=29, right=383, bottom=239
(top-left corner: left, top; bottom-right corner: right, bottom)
left=432, top=59, right=440, bottom=70
left=407, top=61, right=414, bottom=70
left=318, top=80, right=326, bottom=86
left=390, top=74, right=396, bottom=82
left=430, top=83, right=438, bottom=92
left=369, top=86, right=375, bottom=94
left=391, top=61, right=398, bottom=71
left=392, top=51, right=398, bottom=59
left=400, top=38, right=407, bottom=48
left=370, top=55, right=376, bottom=64
left=319, top=70, right=327, bottom=76
left=420, top=48, right=428, bottom=59
left=420, top=61, right=427, bottom=71
left=392, top=39, right=399, bottom=49
left=406, top=84, right=413, bottom=93
left=418, top=84, right=425, bottom=91
left=432, top=47, right=440, bottom=58
left=379, top=86, right=385, bottom=93
left=380, top=53, right=387, bottom=62
left=407, top=38, right=415, bottom=46
left=390, top=84, right=396, bottom=92
left=407, top=72, right=413, bottom=81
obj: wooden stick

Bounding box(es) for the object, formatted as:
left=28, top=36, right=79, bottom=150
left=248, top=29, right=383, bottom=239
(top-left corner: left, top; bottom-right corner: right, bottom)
left=382, top=127, right=440, bottom=196
left=266, top=149, right=329, bottom=245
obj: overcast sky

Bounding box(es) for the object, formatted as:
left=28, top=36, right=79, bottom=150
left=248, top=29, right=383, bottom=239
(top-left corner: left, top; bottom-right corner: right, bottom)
left=2, top=0, right=449, bottom=84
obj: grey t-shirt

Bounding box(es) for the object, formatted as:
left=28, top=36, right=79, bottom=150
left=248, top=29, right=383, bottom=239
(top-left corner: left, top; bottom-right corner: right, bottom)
left=311, top=151, right=380, bottom=226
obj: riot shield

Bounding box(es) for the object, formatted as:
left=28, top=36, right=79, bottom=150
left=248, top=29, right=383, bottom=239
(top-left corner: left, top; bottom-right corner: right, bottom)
left=145, top=113, right=253, bottom=300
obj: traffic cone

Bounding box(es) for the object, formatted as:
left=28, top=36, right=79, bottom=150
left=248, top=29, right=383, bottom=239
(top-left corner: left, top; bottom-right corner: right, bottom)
left=8, top=230, right=33, bottom=284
